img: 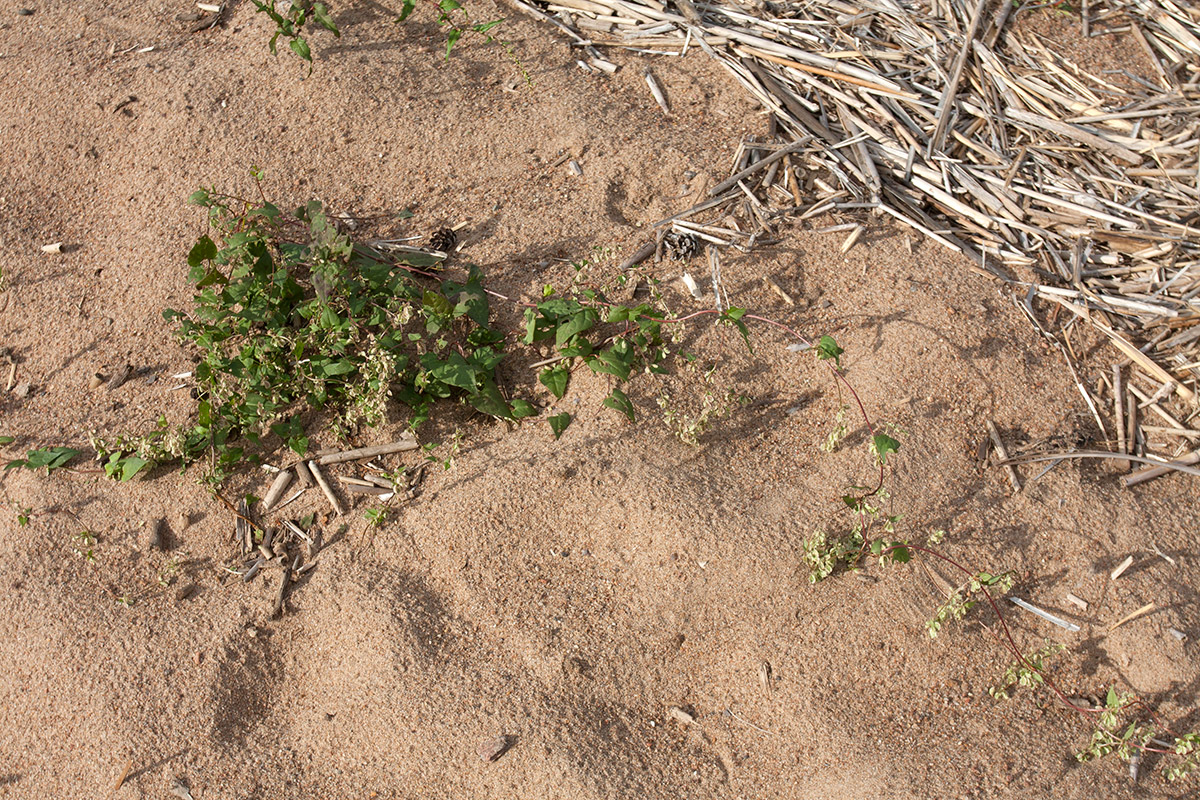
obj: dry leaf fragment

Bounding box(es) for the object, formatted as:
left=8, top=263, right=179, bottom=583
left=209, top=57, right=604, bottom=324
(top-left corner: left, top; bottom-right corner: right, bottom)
left=477, top=735, right=513, bottom=762
left=668, top=706, right=695, bottom=725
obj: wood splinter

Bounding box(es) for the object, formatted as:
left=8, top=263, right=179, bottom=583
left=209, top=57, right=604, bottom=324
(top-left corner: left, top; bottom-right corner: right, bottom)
left=987, top=420, right=1022, bottom=492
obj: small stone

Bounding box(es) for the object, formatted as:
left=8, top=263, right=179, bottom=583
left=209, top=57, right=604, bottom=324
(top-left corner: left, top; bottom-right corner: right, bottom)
left=176, top=584, right=197, bottom=602
left=17, top=8, right=34, bottom=15
left=40, top=241, right=62, bottom=254
left=88, top=373, right=105, bottom=390
left=477, top=735, right=513, bottom=762
left=12, top=382, right=30, bottom=398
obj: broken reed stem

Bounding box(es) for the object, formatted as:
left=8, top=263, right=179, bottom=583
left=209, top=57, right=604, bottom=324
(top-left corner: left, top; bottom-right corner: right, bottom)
left=317, top=439, right=419, bottom=465
left=987, top=420, right=1022, bottom=492
left=1113, top=365, right=1129, bottom=471
left=262, top=469, right=293, bottom=511
left=307, top=460, right=345, bottom=515
left=708, top=136, right=812, bottom=196
left=511, top=0, right=1200, bottom=402
left=1123, top=449, right=1200, bottom=487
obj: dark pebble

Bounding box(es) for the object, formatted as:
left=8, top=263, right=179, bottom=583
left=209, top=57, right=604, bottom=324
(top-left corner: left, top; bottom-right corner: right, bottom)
left=17, top=8, right=34, bottom=15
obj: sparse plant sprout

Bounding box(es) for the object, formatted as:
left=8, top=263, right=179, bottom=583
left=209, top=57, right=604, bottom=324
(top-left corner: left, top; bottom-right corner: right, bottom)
left=1077, top=689, right=1158, bottom=767
left=15, top=505, right=31, bottom=527
left=364, top=508, right=389, bottom=528
left=655, top=359, right=744, bottom=445
left=157, top=556, right=182, bottom=587
left=424, top=430, right=466, bottom=471
left=250, top=0, right=340, bottom=69
left=989, top=641, right=1064, bottom=700
left=926, top=570, right=1015, bottom=639
left=73, top=530, right=97, bottom=563
left=1167, top=734, right=1200, bottom=782
left=801, top=527, right=864, bottom=583
left=820, top=404, right=849, bottom=453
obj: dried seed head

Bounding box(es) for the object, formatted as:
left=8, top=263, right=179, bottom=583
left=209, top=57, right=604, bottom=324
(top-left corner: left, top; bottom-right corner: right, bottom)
left=429, top=228, right=458, bottom=253
left=664, top=231, right=699, bottom=261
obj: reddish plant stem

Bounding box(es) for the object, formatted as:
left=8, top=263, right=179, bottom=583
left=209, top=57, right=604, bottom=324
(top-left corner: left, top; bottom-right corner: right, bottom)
left=882, top=543, right=1177, bottom=752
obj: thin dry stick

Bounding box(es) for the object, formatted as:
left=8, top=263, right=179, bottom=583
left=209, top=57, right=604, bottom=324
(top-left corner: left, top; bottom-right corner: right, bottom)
left=272, top=560, right=292, bottom=619
left=317, top=439, right=419, bottom=465
left=1113, top=365, right=1129, bottom=471
left=708, top=137, right=813, bottom=196
left=1001, top=450, right=1200, bottom=479
left=987, top=420, right=1022, bottom=492
left=1123, top=449, right=1200, bottom=488
left=930, top=0, right=989, bottom=153
left=307, top=460, right=345, bottom=515
left=1109, top=602, right=1157, bottom=632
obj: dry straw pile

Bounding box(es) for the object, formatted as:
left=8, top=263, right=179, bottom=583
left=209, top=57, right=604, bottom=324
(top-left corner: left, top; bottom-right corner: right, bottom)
left=511, top=0, right=1200, bottom=461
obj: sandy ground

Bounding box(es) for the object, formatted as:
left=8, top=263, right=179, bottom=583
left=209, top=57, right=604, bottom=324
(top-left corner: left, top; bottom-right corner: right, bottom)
left=0, top=2, right=1197, bottom=798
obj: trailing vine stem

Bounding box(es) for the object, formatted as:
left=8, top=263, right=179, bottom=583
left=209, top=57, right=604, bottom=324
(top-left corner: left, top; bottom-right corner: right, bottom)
left=880, top=542, right=1178, bottom=754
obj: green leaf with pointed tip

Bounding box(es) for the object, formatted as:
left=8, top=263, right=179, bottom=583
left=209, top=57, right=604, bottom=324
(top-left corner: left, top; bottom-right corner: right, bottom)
left=289, top=37, right=312, bottom=63
left=312, top=2, right=339, bottom=34
left=118, top=456, right=151, bottom=481
left=468, top=381, right=511, bottom=418
left=555, top=307, right=598, bottom=346
left=816, top=335, right=844, bottom=368
left=429, top=353, right=477, bottom=391
left=871, top=433, right=900, bottom=464
left=397, top=0, right=416, bottom=21
left=422, top=290, right=454, bottom=321
left=603, top=388, right=635, bottom=422
left=194, top=267, right=228, bottom=288
left=10, top=446, right=81, bottom=473
left=539, top=364, right=569, bottom=399
left=188, top=235, right=217, bottom=269
left=722, top=307, right=753, bottom=353
left=549, top=412, right=572, bottom=440
left=509, top=399, right=537, bottom=419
